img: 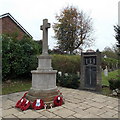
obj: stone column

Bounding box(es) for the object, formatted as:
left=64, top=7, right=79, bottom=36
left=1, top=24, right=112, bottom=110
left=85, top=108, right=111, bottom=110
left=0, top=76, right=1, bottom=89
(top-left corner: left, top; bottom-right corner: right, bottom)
left=26, top=19, right=59, bottom=106
left=96, top=50, right=102, bottom=92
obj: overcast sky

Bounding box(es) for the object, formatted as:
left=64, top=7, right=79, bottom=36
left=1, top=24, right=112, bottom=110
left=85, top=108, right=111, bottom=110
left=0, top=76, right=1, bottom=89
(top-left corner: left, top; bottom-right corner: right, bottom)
left=1, top=0, right=119, bottom=51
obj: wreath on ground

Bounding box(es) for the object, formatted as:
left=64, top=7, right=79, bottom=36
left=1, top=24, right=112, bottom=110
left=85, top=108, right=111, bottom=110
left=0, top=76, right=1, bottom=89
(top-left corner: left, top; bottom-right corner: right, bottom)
left=15, top=90, right=63, bottom=111
left=54, top=95, right=63, bottom=106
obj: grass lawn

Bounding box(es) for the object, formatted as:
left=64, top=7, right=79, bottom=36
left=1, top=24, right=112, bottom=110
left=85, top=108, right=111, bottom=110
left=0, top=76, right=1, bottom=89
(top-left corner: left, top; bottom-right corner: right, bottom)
left=102, top=69, right=119, bottom=86
left=2, top=79, right=31, bottom=95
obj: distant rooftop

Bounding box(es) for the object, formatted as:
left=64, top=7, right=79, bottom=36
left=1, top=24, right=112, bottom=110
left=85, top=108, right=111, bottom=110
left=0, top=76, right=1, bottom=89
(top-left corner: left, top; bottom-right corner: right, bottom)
left=0, top=13, right=32, bottom=38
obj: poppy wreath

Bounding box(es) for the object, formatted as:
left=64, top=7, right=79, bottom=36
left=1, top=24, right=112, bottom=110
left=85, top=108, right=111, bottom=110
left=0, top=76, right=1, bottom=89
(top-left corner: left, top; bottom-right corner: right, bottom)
left=15, top=92, right=28, bottom=108
left=57, top=90, right=63, bottom=98
left=20, top=99, right=31, bottom=111
left=54, top=95, right=63, bottom=106
left=32, top=99, right=44, bottom=110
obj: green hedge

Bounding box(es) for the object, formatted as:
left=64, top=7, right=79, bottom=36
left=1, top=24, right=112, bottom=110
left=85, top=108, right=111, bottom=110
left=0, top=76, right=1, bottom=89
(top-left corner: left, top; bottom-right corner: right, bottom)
left=52, top=54, right=81, bottom=74
left=2, top=34, right=40, bottom=80
left=52, top=55, right=118, bottom=74
left=57, top=74, right=80, bottom=89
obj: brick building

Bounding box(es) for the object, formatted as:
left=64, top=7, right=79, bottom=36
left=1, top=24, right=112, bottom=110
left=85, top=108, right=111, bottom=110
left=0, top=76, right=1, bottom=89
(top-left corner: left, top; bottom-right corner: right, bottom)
left=0, top=13, right=32, bottom=39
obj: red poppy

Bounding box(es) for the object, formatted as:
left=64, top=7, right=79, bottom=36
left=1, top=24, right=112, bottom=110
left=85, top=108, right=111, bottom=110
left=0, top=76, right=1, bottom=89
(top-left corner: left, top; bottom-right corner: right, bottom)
left=54, top=96, right=63, bottom=106
left=20, top=99, right=31, bottom=111
left=15, top=98, right=27, bottom=108
left=32, top=99, right=44, bottom=110
left=15, top=92, right=28, bottom=108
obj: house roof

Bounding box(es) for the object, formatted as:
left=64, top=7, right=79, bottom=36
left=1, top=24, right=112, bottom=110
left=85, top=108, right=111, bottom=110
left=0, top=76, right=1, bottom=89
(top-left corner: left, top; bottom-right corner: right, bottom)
left=0, top=13, right=32, bottom=38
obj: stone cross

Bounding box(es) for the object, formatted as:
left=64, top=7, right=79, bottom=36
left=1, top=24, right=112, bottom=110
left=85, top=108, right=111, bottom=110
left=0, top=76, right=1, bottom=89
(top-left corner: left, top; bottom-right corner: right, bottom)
left=40, top=19, right=50, bottom=55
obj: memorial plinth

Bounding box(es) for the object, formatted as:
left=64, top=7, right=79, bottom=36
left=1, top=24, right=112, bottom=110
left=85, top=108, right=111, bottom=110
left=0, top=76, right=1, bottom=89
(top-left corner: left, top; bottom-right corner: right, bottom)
left=26, top=19, right=59, bottom=106
left=80, top=50, right=102, bottom=92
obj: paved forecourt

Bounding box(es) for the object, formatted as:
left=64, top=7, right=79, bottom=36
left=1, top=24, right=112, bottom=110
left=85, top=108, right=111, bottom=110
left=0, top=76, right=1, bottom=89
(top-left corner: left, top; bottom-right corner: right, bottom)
left=1, top=87, right=119, bottom=119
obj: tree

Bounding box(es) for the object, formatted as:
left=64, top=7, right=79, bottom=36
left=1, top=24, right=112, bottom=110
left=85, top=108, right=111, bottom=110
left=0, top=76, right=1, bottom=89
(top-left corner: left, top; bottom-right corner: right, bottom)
left=114, top=25, right=120, bottom=69
left=102, top=46, right=118, bottom=59
left=53, top=6, right=94, bottom=54
left=114, top=25, right=120, bottom=47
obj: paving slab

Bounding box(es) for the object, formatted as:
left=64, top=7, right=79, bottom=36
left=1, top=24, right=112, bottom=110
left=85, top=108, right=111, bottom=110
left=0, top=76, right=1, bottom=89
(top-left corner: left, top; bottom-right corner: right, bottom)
left=53, top=108, right=75, bottom=118
left=2, top=108, right=19, bottom=117
left=13, top=111, right=25, bottom=117
left=1, top=87, right=119, bottom=119
left=47, top=106, right=64, bottom=112
left=3, top=114, right=17, bottom=118
left=17, top=111, right=43, bottom=118
left=38, top=110, right=57, bottom=118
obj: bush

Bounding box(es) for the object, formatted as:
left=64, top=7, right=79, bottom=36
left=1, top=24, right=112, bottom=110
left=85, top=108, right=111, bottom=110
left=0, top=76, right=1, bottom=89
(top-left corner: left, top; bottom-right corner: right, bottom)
left=102, top=58, right=118, bottom=71
left=52, top=54, right=81, bottom=74
left=2, top=34, right=40, bottom=80
left=108, top=74, right=120, bottom=90
left=57, top=73, right=80, bottom=89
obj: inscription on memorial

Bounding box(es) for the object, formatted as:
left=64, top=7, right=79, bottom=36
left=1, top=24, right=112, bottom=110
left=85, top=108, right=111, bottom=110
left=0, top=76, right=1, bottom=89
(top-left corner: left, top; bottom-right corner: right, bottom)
left=85, top=66, right=96, bottom=88
left=80, top=50, right=102, bottom=91
left=84, top=56, right=96, bottom=65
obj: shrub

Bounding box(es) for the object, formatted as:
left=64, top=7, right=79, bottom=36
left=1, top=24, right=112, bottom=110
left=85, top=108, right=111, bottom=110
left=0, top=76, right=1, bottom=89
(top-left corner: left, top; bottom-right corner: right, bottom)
left=57, top=73, right=80, bottom=89
left=52, top=54, right=81, bottom=74
left=108, top=74, right=120, bottom=94
left=102, top=58, right=118, bottom=71
left=2, top=34, right=39, bottom=80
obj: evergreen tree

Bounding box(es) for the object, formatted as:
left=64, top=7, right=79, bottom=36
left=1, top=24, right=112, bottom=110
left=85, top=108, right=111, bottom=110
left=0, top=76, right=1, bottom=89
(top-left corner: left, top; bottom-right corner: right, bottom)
left=114, top=25, right=120, bottom=48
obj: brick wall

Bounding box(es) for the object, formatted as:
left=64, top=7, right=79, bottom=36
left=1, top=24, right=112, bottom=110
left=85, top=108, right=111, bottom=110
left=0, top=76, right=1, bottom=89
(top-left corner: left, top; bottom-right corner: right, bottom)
left=1, top=16, right=29, bottom=40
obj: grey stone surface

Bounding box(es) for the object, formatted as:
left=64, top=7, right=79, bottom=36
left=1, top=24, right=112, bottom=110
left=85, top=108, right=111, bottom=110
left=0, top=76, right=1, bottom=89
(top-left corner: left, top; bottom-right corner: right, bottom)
left=1, top=87, right=119, bottom=119
left=26, top=87, right=58, bottom=104
left=37, top=55, right=52, bottom=70
left=53, top=108, right=75, bottom=118
left=27, top=19, right=58, bottom=105
left=2, top=108, right=19, bottom=117
left=40, top=19, right=50, bottom=55
left=31, top=70, right=57, bottom=90
left=39, top=110, right=56, bottom=118
left=80, top=50, right=102, bottom=91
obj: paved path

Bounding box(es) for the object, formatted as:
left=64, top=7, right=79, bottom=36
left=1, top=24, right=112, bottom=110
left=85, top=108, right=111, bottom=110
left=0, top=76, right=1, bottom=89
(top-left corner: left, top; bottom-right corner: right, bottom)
left=1, top=87, right=119, bottom=119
